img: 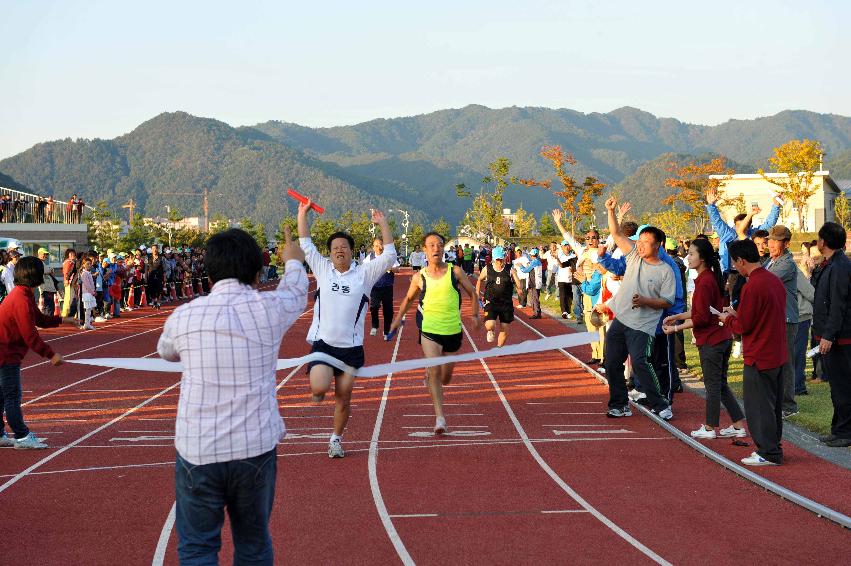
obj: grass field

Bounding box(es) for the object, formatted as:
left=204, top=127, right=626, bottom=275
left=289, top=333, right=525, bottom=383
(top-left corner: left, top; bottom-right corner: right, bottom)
left=537, top=291, right=833, bottom=436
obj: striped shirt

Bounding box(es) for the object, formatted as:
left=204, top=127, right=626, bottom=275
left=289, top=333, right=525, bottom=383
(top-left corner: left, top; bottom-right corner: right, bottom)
left=157, top=260, right=308, bottom=465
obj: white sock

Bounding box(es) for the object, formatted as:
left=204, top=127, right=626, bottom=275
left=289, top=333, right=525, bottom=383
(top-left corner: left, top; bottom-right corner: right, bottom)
left=330, top=433, right=342, bottom=444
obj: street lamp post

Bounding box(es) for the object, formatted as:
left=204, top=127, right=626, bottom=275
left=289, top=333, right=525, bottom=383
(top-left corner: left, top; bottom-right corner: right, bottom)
left=389, top=209, right=410, bottom=259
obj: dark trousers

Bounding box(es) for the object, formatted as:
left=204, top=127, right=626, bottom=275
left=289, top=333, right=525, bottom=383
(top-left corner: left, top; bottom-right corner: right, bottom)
left=781, top=322, right=798, bottom=413
left=604, top=319, right=669, bottom=412
left=517, top=284, right=527, bottom=307
left=175, top=449, right=277, bottom=566
left=793, top=319, right=811, bottom=394
left=527, top=287, right=540, bottom=316
left=824, top=344, right=851, bottom=439
left=674, top=330, right=687, bottom=369
left=370, top=285, right=394, bottom=335
left=572, top=286, right=583, bottom=318
left=698, top=340, right=744, bottom=427
left=1, top=364, right=29, bottom=439
left=558, top=282, right=573, bottom=315
left=743, top=364, right=784, bottom=464
left=41, top=292, right=55, bottom=316
left=650, top=332, right=681, bottom=403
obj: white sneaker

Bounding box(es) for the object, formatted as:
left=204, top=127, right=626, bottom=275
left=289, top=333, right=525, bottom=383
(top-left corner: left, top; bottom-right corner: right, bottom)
left=14, top=432, right=48, bottom=450
left=434, top=417, right=447, bottom=435
left=328, top=439, right=345, bottom=458
left=627, top=389, right=646, bottom=402
left=104, top=313, right=112, bottom=320
left=94, top=316, right=106, bottom=323
left=655, top=407, right=673, bottom=421
left=369, top=328, right=378, bottom=336
left=719, top=425, right=747, bottom=438
left=84, top=324, right=95, bottom=330
left=690, top=426, right=716, bottom=439
left=486, top=330, right=495, bottom=343
left=732, top=341, right=742, bottom=359
left=0, top=433, right=15, bottom=448
left=741, top=452, right=777, bottom=466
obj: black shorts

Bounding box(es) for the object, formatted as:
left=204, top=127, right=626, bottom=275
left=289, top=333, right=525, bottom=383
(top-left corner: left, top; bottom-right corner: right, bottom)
left=420, top=331, right=463, bottom=353
left=307, top=340, right=365, bottom=377
left=412, top=266, right=422, bottom=271
left=484, top=302, right=514, bottom=324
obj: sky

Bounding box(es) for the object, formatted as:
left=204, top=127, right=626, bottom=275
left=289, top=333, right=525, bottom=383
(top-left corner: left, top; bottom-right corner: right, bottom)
left=1, top=0, right=848, bottom=159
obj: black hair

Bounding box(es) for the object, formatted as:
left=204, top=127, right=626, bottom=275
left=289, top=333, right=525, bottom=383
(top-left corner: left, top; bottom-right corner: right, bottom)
left=733, top=213, right=748, bottom=223
left=14, top=256, right=45, bottom=288
left=585, top=229, right=600, bottom=238
left=64, top=248, right=76, bottom=259
left=640, top=226, right=665, bottom=245
left=694, top=234, right=709, bottom=241
left=326, top=231, right=355, bottom=252
left=818, top=221, right=847, bottom=250
left=622, top=221, right=639, bottom=238
left=206, top=228, right=262, bottom=285
left=423, top=231, right=445, bottom=245
left=690, top=238, right=724, bottom=295
left=752, top=229, right=769, bottom=240
left=727, top=239, right=760, bottom=264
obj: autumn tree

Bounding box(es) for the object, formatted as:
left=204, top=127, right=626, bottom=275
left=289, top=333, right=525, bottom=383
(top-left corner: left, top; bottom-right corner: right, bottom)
left=512, top=205, right=537, bottom=238
left=538, top=212, right=559, bottom=237
left=539, top=146, right=604, bottom=235
left=663, top=157, right=738, bottom=234
left=835, top=193, right=851, bottom=231
left=645, top=205, right=690, bottom=241
left=758, top=139, right=824, bottom=230
left=430, top=217, right=452, bottom=240
left=85, top=201, right=121, bottom=252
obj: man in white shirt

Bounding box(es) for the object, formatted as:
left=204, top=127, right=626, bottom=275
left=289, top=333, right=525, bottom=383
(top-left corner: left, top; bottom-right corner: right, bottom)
left=298, top=198, right=397, bottom=458
left=512, top=247, right=529, bottom=307
left=409, top=249, right=425, bottom=271
left=157, top=227, right=308, bottom=565
left=2, top=246, right=21, bottom=295
left=541, top=242, right=560, bottom=300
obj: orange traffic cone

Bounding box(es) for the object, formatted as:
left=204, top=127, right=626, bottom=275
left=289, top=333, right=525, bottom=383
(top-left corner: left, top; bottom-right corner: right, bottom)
left=127, top=285, right=135, bottom=309
left=139, top=286, right=148, bottom=307
left=184, top=281, right=193, bottom=300
left=53, top=299, right=61, bottom=317
left=170, top=282, right=177, bottom=301
left=195, top=279, right=203, bottom=296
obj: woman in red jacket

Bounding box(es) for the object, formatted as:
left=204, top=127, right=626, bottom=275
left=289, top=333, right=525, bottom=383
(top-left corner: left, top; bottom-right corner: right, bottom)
left=662, top=237, right=747, bottom=440
left=0, top=257, right=76, bottom=449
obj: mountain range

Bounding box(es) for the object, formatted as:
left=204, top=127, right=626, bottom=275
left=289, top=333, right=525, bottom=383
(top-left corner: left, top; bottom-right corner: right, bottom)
left=2, top=105, right=850, bottom=231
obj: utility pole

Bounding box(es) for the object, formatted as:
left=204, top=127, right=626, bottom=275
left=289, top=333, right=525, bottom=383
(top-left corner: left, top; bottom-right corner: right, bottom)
left=122, top=198, right=136, bottom=224
left=161, top=187, right=221, bottom=231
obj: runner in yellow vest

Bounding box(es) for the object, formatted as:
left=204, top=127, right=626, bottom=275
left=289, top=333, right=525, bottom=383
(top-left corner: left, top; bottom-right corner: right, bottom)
left=390, top=232, right=480, bottom=434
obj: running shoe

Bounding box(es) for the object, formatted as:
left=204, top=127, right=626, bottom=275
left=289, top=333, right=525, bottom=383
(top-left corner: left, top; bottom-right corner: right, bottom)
left=369, top=328, right=378, bottom=336
left=606, top=406, right=632, bottom=418
left=84, top=324, right=95, bottom=330
left=741, top=452, right=778, bottom=466
left=782, top=409, right=799, bottom=419
left=328, top=439, right=345, bottom=458
left=486, top=330, right=495, bottom=343
left=311, top=392, right=326, bottom=403
left=719, top=425, right=747, bottom=438
left=690, top=426, right=716, bottom=439
left=654, top=407, right=673, bottom=421
left=561, top=312, right=568, bottom=319
left=627, top=389, right=646, bottom=402
left=94, top=316, right=106, bottom=323
left=14, top=433, right=48, bottom=450
left=732, top=341, right=742, bottom=359
left=434, top=417, right=447, bottom=435
left=0, top=433, right=15, bottom=448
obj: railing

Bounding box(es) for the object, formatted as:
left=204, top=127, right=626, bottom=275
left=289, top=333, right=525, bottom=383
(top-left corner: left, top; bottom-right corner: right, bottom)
left=0, top=186, right=95, bottom=224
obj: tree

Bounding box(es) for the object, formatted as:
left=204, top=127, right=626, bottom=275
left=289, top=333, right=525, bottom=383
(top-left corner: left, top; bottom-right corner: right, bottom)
left=239, top=217, right=268, bottom=248
left=85, top=200, right=120, bottom=252
left=512, top=205, right=537, bottom=237
left=539, top=146, right=602, bottom=234
left=408, top=223, right=425, bottom=250
left=166, top=206, right=184, bottom=224
left=310, top=217, right=338, bottom=254
left=208, top=213, right=230, bottom=235
left=460, top=193, right=496, bottom=243
left=835, top=192, right=851, bottom=231
left=430, top=217, right=452, bottom=240
left=758, top=139, right=824, bottom=230
left=275, top=216, right=298, bottom=245
left=646, top=205, right=690, bottom=241
left=538, top=212, right=559, bottom=237
left=663, top=157, right=738, bottom=234
left=337, top=211, right=373, bottom=251
left=118, top=213, right=158, bottom=251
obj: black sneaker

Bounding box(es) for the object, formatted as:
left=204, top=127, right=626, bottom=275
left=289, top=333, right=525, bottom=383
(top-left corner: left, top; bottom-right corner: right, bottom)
left=824, top=437, right=851, bottom=448
left=819, top=434, right=837, bottom=443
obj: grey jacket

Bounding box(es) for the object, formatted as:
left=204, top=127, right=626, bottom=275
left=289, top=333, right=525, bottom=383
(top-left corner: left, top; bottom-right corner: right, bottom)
left=796, top=269, right=814, bottom=322
left=766, top=250, right=799, bottom=323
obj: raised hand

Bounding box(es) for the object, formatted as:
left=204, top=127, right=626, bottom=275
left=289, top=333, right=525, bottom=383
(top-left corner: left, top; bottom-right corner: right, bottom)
left=551, top=209, right=562, bottom=223
left=616, top=202, right=632, bottom=222
left=370, top=208, right=386, bottom=225
left=706, top=187, right=718, bottom=205
left=280, top=225, right=305, bottom=264
left=605, top=196, right=617, bottom=211
left=297, top=198, right=313, bottom=218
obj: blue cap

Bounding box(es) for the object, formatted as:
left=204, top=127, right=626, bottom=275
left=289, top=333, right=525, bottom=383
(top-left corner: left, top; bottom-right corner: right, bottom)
left=630, top=224, right=651, bottom=241
left=560, top=240, right=569, bottom=246
left=492, top=246, right=505, bottom=260
left=530, top=248, right=539, bottom=256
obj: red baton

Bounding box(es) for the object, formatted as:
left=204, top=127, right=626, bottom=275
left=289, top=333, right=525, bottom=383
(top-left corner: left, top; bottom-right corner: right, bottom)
left=287, top=188, right=325, bottom=214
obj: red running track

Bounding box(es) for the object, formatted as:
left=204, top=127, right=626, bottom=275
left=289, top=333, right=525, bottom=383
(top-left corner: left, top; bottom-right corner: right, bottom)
left=0, top=271, right=849, bottom=565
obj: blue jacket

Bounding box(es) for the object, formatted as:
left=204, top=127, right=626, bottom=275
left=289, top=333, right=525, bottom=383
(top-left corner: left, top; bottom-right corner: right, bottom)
left=707, top=203, right=780, bottom=273
left=579, top=269, right=602, bottom=306
left=598, top=248, right=685, bottom=333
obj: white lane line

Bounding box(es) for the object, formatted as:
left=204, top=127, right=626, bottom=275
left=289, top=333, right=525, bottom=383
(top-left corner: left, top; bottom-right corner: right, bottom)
left=81, top=389, right=147, bottom=392
left=0, top=380, right=181, bottom=495
left=460, top=324, right=671, bottom=566
left=367, top=319, right=415, bottom=566
left=151, top=362, right=305, bottom=566
left=403, top=413, right=483, bottom=417
left=541, top=509, right=591, bottom=514
left=30, top=408, right=118, bottom=411
left=152, top=502, right=176, bottom=566
left=552, top=430, right=634, bottom=435
left=389, top=513, right=438, bottom=518
left=23, top=352, right=159, bottom=406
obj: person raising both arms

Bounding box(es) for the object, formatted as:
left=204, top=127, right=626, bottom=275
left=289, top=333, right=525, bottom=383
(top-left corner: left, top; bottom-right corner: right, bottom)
left=298, top=198, right=397, bottom=459
left=389, top=232, right=480, bottom=434
left=476, top=245, right=522, bottom=347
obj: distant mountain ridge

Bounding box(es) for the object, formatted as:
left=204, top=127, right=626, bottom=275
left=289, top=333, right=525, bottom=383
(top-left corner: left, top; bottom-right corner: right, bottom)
left=2, top=105, right=850, bottom=229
